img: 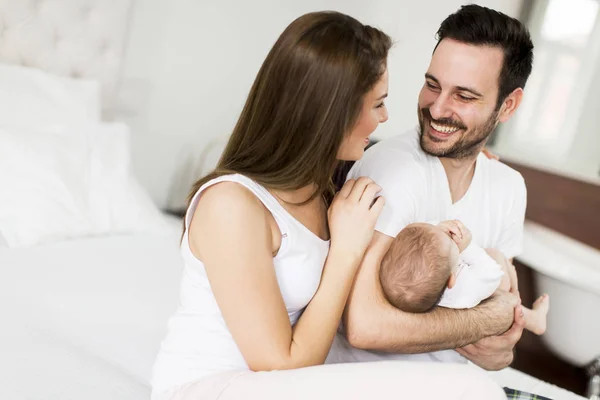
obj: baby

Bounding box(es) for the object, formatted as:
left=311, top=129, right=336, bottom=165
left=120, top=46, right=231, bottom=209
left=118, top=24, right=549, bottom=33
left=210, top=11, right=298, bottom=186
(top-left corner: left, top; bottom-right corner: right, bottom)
left=380, top=220, right=549, bottom=336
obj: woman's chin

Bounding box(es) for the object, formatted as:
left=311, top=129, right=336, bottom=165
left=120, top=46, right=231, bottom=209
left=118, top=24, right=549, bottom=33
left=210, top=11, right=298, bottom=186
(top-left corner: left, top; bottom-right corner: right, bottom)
left=336, top=140, right=372, bottom=161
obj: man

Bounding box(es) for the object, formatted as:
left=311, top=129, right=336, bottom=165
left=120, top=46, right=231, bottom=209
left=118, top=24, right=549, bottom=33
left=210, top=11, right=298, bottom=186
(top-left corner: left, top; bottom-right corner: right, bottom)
left=331, top=4, right=534, bottom=371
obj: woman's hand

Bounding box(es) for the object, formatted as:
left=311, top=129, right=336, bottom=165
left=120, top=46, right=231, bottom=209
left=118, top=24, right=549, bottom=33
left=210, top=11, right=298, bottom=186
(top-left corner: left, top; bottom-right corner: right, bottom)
left=482, top=148, right=500, bottom=160
left=328, top=177, right=385, bottom=261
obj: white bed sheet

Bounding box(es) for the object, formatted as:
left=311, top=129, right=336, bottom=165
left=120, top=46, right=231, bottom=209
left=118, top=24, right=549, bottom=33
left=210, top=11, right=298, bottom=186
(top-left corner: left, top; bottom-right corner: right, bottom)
left=0, top=214, right=183, bottom=399
left=0, top=214, right=585, bottom=400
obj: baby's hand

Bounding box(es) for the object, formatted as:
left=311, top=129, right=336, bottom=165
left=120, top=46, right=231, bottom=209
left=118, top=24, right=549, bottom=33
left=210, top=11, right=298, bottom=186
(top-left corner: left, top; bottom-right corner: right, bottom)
left=438, top=220, right=472, bottom=252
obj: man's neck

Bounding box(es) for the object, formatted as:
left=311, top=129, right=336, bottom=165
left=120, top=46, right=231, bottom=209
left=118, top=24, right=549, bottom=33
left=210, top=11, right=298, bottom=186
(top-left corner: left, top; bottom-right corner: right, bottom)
left=439, top=154, right=478, bottom=204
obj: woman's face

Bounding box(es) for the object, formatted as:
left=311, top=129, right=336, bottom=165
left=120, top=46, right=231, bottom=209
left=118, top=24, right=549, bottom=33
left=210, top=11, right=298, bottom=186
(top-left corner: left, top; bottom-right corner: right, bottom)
left=337, top=69, right=389, bottom=161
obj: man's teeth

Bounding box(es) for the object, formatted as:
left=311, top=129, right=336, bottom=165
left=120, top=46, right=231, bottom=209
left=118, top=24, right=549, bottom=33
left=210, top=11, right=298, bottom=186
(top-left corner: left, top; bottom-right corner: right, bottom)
left=430, top=121, right=460, bottom=134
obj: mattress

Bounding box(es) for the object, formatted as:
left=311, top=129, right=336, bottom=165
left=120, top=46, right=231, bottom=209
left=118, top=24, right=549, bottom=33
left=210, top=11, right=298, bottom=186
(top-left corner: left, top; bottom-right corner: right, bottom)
left=0, top=214, right=183, bottom=399
left=0, top=214, right=585, bottom=399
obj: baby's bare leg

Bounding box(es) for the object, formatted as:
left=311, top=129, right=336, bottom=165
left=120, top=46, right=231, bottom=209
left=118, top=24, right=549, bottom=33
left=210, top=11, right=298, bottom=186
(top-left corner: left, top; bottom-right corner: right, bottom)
left=523, top=295, right=550, bottom=335
left=498, top=264, right=511, bottom=292
left=485, top=249, right=512, bottom=292
left=484, top=249, right=549, bottom=335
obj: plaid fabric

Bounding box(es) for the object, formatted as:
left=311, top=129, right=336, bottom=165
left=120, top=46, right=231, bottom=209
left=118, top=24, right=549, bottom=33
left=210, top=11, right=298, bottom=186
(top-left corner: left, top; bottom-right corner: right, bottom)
left=503, top=387, right=553, bottom=400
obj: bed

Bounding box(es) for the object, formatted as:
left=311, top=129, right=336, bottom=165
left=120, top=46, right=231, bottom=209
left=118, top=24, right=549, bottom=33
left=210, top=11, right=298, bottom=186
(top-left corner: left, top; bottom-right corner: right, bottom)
left=0, top=217, right=183, bottom=400
left=0, top=1, right=587, bottom=399
left=0, top=216, right=585, bottom=400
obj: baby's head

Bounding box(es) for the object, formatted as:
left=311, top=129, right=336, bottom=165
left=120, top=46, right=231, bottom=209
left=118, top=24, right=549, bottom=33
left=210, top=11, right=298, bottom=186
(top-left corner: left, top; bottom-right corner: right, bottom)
left=380, top=222, right=460, bottom=313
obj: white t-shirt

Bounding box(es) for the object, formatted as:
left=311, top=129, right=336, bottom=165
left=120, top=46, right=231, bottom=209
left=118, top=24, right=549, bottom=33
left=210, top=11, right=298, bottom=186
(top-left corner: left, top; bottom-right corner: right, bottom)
left=326, top=127, right=526, bottom=364
left=352, top=127, right=526, bottom=256
left=439, top=242, right=505, bottom=309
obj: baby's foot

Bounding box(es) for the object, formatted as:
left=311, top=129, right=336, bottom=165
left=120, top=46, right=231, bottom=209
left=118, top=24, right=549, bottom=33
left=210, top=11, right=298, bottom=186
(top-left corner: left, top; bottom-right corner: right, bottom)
left=529, top=294, right=550, bottom=335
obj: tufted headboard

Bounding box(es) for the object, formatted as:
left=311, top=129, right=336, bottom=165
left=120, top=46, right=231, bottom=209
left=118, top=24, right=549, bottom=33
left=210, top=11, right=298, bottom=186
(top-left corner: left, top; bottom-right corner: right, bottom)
left=0, top=0, right=134, bottom=114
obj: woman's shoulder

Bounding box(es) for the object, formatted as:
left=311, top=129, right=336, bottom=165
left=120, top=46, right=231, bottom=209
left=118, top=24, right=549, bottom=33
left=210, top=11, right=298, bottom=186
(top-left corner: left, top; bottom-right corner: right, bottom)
left=194, top=180, right=268, bottom=223
left=188, top=180, right=273, bottom=257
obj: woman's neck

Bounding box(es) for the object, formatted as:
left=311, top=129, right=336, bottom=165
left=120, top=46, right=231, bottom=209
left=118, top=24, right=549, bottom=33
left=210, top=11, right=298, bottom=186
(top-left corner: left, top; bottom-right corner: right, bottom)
left=270, top=183, right=320, bottom=205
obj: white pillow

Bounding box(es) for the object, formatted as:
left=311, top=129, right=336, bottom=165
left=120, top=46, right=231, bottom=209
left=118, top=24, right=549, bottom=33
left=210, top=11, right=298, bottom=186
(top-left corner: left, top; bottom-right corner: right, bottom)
left=0, top=64, right=101, bottom=128
left=0, top=125, right=95, bottom=247
left=0, top=123, right=167, bottom=248
left=87, top=123, right=168, bottom=235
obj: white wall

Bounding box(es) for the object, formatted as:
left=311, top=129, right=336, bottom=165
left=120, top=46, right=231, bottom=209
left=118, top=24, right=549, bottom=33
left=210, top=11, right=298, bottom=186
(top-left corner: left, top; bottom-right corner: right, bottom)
left=118, top=0, right=524, bottom=209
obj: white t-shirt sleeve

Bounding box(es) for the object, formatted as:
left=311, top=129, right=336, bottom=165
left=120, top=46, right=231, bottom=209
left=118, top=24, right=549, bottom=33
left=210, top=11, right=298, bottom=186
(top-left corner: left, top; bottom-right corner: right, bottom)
left=439, top=243, right=504, bottom=309
left=347, top=149, right=423, bottom=238
left=495, top=173, right=527, bottom=259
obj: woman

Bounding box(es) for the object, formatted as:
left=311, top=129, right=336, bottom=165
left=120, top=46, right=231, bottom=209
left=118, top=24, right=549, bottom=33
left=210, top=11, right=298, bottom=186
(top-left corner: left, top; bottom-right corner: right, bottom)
left=151, top=11, right=505, bottom=400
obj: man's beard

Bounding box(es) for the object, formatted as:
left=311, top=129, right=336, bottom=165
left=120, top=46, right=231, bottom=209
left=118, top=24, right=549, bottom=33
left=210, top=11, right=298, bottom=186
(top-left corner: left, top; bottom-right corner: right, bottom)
left=418, top=107, right=499, bottom=159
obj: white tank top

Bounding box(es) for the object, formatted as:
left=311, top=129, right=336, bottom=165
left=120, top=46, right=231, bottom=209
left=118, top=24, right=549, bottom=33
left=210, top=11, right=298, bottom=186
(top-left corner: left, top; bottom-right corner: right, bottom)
left=151, top=174, right=330, bottom=395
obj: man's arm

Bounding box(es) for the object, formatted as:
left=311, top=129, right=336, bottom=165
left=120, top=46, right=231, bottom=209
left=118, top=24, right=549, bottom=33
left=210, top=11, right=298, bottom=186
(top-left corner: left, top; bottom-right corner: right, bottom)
left=343, top=231, right=519, bottom=354
left=456, top=304, right=525, bottom=370
left=453, top=248, right=525, bottom=370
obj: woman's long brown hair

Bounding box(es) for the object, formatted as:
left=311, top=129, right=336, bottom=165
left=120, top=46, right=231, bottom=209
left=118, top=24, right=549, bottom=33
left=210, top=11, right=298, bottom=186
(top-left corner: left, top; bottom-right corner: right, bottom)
left=188, top=11, right=391, bottom=209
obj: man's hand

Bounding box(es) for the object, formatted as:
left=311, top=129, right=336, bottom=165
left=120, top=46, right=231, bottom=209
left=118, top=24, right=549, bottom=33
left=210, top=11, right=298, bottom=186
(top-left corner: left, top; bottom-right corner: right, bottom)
left=456, top=304, right=525, bottom=370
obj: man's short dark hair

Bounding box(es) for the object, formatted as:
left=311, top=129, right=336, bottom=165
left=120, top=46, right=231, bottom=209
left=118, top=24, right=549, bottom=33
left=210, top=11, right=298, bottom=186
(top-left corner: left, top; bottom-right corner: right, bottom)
left=435, top=4, right=534, bottom=108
